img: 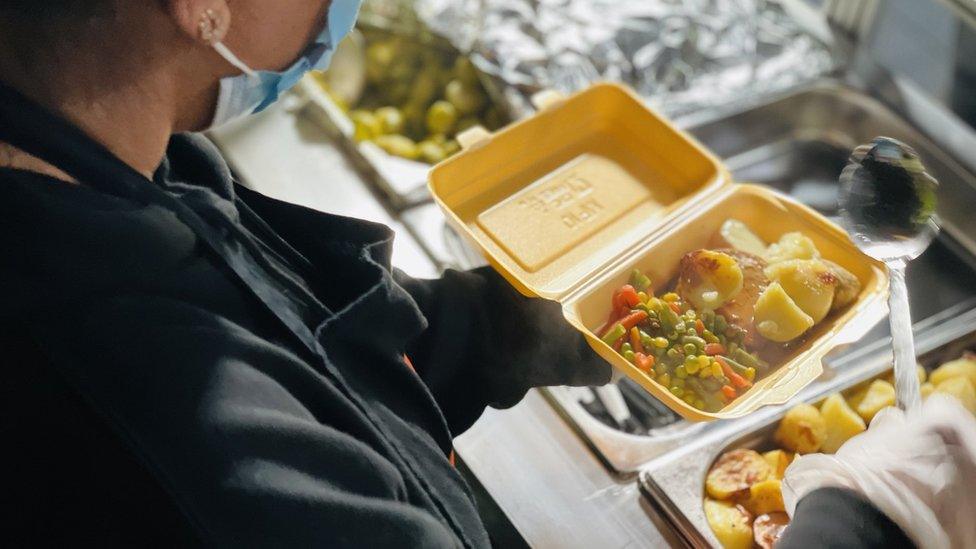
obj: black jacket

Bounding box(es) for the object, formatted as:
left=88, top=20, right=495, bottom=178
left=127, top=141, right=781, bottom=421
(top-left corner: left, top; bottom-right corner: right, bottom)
left=0, top=83, right=608, bottom=547
left=0, top=82, right=913, bottom=548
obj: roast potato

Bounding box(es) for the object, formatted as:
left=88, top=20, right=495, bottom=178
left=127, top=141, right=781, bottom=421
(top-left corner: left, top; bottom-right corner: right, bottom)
left=754, top=282, right=815, bottom=343
left=717, top=219, right=768, bottom=256
left=929, top=357, right=976, bottom=388
left=774, top=403, right=826, bottom=454
left=763, top=232, right=820, bottom=265
left=764, top=259, right=837, bottom=323
left=822, top=259, right=861, bottom=311
left=819, top=393, right=866, bottom=453
left=675, top=250, right=744, bottom=311
left=745, top=479, right=785, bottom=515
left=706, top=449, right=772, bottom=500
left=704, top=499, right=754, bottom=549
left=762, top=449, right=794, bottom=479
left=934, top=376, right=976, bottom=414
left=753, top=512, right=790, bottom=549
left=855, top=379, right=895, bottom=423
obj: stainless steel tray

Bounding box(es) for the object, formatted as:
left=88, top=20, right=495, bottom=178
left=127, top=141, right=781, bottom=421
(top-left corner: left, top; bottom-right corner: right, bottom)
left=541, top=80, right=976, bottom=474
left=637, top=311, right=976, bottom=548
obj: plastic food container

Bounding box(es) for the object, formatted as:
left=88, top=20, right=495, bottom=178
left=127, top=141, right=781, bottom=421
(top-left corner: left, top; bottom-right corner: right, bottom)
left=428, top=83, right=888, bottom=421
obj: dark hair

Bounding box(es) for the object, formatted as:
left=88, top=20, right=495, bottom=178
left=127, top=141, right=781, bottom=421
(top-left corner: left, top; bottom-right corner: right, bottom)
left=0, top=1, right=110, bottom=18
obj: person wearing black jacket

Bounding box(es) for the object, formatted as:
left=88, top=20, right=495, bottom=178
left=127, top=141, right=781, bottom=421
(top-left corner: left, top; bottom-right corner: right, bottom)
left=0, top=1, right=948, bottom=547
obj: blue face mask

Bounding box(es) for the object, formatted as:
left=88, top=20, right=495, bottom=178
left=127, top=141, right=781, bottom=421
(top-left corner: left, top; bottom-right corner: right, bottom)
left=209, top=0, right=362, bottom=129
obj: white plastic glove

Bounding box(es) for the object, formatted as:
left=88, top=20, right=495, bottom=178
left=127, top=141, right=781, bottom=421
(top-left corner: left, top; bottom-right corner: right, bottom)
left=781, top=395, right=976, bottom=549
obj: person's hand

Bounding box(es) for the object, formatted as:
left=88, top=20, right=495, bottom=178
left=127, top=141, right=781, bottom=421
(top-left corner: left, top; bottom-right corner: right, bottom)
left=781, top=395, right=976, bottom=549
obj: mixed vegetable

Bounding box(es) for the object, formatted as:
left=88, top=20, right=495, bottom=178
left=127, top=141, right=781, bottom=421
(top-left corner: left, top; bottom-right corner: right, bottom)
left=598, top=268, right=767, bottom=413
left=703, top=352, right=976, bottom=549
left=600, top=219, right=863, bottom=412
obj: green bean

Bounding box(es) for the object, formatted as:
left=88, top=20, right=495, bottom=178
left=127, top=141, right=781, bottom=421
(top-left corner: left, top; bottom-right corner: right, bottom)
left=630, top=269, right=652, bottom=292
left=685, top=378, right=712, bottom=405
left=702, top=330, right=719, bottom=344
left=601, top=324, right=626, bottom=346
left=683, top=335, right=706, bottom=349
left=666, top=347, right=681, bottom=360
left=713, top=314, right=728, bottom=333
left=732, top=347, right=762, bottom=369
left=719, top=355, right=751, bottom=376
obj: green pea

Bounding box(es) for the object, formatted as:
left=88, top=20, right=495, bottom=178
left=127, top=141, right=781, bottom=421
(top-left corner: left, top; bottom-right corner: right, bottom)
left=683, top=343, right=697, bottom=355
left=669, top=386, right=685, bottom=398
left=673, top=377, right=686, bottom=389
left=683, top=336, right=707, bottom=349
left=623, top=350, right=636, bottom=363
left=675, top=365, right=688, bottom=379
left=685, top=357, right=701, bottom=374
left=674, top=321, right=686, bottom=333
left=621, top=343, right=633, bottom=354
left=667, top=348, right=681, bottom=359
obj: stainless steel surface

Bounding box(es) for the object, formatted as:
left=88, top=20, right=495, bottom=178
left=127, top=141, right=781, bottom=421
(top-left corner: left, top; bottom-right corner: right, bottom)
left=544, top=81, right=976, bottom=473
left=639, top=310, right=976, bottom=547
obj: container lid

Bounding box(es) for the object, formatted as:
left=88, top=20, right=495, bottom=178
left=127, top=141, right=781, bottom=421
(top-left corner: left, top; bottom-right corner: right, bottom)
left=428, top=83, right=730, bottom=300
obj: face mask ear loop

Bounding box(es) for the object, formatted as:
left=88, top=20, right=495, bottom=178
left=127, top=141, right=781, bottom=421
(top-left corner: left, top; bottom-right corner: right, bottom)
left=213, top=42, right=258, bottom=77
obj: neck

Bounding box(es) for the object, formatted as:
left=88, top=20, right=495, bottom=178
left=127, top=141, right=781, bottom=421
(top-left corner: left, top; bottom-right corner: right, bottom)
left=0, top=28, right=220, bottom=180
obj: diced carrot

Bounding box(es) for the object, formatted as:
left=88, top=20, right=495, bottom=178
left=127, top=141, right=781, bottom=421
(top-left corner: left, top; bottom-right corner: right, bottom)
left=704, top=343, right=726, bottom=356
left=634, top=352, right=653, bottom=372
left=629, top=327, right=644, bottom=354
left=668, top=302, right=682, bottom=314
left=721, top=385, right=738, bottom=401
left=619, top=310, right=649, bottom=330
left=717, top=357, right=752, bottom=390
left=695, top=319, right=705, bottom=335
left=617, top=285, right=641, bottom=308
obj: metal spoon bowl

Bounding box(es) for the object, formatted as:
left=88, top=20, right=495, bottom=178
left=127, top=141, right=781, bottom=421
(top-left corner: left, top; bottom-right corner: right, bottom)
left=839, top=136, right=940, bottom=411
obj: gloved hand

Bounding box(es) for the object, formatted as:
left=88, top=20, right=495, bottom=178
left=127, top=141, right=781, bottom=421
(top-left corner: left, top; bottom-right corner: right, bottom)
left=781, top=395, right=976, bottom=549
left=395, top=266, right=612, bottom=434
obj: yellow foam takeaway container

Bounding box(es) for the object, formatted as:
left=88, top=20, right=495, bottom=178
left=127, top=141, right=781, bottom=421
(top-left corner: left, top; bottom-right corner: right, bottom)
left=428, top=83, right=888, bottom=421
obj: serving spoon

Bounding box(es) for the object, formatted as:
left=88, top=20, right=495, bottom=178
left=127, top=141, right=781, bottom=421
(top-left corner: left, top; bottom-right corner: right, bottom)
left=838, top=137, right=940, bottom=412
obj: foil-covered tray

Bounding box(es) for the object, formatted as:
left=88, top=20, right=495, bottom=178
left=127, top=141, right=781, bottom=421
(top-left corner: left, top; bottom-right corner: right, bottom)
left=637, top=306, right=976, bottom=548
left=416, top=0, right=835, bottom=119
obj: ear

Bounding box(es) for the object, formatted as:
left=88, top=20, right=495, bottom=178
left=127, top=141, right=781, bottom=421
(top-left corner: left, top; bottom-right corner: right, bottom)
left=167, top=0, right=232, bottom=45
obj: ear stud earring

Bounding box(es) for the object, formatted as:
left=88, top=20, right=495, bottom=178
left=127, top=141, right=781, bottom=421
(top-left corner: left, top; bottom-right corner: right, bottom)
left=198, top=8, right=223, bottom=44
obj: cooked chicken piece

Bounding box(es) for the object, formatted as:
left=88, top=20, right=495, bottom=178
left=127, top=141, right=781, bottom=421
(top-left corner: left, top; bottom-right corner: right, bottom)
left=714, top=250, right=769, bottom=347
